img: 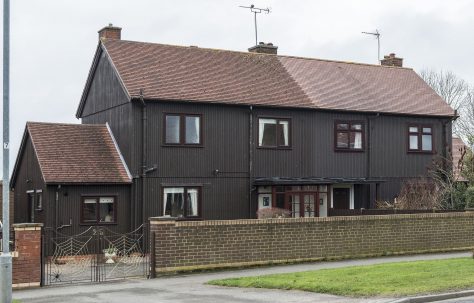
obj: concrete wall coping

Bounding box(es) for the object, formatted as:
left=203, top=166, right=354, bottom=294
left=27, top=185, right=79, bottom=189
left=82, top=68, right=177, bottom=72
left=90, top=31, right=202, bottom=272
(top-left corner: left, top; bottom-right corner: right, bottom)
left=149, top=212, right=472, bottom=227
left=12, top=223, right=43, bottom=231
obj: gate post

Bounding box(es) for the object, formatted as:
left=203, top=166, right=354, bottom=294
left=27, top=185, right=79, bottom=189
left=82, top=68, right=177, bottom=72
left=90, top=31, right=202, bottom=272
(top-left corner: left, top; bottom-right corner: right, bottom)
left=150, top=231, right=156, bottom=279
left=12, top=223, right=43, bottom=288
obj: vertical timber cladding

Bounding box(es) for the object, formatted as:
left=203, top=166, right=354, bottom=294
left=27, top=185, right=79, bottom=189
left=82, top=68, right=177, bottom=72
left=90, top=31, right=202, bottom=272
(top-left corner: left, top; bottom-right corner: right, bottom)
left=151, top=212, right=474, bottom=273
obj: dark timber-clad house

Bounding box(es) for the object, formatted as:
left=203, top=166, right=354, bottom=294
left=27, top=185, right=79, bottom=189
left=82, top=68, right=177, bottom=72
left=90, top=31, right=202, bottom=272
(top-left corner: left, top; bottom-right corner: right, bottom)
left=11, top=25, right=456, bottom=232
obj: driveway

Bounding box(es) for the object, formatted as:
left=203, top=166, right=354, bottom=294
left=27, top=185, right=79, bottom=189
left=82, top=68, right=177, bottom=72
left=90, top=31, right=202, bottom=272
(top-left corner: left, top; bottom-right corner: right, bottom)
left=14, top=252, right=470, bottom=303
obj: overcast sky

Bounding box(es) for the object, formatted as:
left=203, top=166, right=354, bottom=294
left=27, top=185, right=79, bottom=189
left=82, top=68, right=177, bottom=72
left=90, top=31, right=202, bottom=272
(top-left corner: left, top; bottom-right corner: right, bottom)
left=3, top=0, right=474, bottom=172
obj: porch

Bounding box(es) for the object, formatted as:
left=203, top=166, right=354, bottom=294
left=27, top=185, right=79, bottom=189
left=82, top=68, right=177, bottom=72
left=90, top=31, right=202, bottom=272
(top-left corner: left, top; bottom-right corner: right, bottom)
left=255, top=177, right=385, bottom=218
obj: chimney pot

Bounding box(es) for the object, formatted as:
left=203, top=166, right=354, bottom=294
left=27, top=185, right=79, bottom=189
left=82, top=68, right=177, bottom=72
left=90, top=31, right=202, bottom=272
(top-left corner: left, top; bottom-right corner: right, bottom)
left=381, top=53, right=403, bottom=67
left=98, top=24, right=122, bottom=41
left=248, top=42, right=278, bottom=55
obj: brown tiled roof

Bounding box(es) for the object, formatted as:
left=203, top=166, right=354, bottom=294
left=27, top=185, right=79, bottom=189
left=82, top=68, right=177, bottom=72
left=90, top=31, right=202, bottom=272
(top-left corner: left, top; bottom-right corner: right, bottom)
left=99, top=39, right=455, bottom=117
left=24, top=122, right=131, bottom=184
left=452, top=137, right=469, bottom=181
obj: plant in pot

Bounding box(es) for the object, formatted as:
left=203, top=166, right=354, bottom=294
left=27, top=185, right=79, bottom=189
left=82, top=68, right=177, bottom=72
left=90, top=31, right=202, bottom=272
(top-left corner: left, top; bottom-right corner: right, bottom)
left=103, top=246, right=118, bottom=264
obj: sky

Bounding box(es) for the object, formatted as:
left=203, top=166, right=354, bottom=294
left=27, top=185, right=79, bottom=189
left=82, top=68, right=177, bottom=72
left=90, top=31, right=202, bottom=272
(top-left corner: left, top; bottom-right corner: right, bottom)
left=2, top=0, right=474, bottom=173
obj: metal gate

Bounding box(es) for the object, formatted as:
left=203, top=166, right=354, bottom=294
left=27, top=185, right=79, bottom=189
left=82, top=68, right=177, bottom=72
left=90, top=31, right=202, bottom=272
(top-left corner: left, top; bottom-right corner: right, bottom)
left=42, top=224, right=149, bottom=286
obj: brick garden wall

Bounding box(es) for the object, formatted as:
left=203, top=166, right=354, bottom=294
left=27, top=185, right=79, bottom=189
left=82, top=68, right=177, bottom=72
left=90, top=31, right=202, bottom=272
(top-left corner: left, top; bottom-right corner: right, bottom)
left=150, top=212, right=474, bottom=273
left=12, top=223, right=42, bottom=288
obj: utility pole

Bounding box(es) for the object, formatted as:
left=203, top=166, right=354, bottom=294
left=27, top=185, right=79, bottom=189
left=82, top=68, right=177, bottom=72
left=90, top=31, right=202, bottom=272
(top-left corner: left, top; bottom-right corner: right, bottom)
left=0, top=0, right=11, bottom=301
left=239, top=4, right=271, bottom=46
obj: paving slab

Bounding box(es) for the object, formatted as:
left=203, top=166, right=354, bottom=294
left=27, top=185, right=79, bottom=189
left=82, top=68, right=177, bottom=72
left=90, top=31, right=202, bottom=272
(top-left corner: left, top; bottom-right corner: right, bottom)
left=14, top=252, right=470, bottom=303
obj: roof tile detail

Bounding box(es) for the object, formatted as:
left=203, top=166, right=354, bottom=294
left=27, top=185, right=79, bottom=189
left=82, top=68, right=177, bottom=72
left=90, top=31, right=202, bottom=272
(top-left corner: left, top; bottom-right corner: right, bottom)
left=101, top=39, right=454, bottom=117
left=27, top=122, right=131, bottom=184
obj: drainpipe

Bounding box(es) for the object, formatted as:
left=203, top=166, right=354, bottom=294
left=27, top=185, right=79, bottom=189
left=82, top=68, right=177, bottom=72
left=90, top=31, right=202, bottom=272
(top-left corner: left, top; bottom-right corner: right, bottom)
left=366, top=116, right=371, bottom=208
left=249, top=106, right=253, bottom=218
left=55, top=185, right=60, bottom=229
left=140, top=89, right=147, bottom=226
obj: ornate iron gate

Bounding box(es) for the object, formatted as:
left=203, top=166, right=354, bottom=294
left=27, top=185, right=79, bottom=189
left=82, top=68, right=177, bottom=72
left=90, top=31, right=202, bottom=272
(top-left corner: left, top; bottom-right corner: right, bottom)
left=42, top=224, right=149, bottom=286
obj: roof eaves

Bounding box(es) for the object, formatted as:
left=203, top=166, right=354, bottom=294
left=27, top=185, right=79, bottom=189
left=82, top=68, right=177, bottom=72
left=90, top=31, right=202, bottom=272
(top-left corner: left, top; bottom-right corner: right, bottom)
left=100, top=41, right=132, bottom=102
left=106, top=122, right=133, bottom=182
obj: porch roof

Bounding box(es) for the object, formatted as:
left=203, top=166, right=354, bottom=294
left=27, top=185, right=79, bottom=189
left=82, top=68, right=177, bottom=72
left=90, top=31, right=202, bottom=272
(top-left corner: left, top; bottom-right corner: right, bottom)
left=254, top=177, right=386, bottom=186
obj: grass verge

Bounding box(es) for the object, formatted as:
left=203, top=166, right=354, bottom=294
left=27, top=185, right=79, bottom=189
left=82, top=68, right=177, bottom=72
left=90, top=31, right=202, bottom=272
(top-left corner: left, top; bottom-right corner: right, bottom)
left=208, top=257, right=474, bottom=297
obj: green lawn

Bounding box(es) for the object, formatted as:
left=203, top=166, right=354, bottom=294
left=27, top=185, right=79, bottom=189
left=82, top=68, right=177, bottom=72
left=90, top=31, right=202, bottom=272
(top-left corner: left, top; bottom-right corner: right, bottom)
left=208, top=258, right=474, bottom=297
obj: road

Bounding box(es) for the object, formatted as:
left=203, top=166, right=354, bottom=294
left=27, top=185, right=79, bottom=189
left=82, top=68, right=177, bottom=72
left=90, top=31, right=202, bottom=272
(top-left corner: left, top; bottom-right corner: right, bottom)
left=14, top=252, right=470, bottom=303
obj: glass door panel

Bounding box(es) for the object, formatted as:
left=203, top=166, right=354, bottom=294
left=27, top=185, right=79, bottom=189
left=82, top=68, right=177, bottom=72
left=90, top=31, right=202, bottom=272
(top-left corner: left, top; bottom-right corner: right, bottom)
left=303, top=194, right=316, bottom=217
left=289, top=194, right=300, bottom=218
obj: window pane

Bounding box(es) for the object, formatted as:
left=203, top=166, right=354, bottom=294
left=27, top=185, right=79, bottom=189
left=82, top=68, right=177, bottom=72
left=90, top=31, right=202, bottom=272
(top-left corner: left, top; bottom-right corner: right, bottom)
left=336, top=132, right=349, bottom=148
left=423, top=127, right=432, bottom=134
left=278, top=120, right=289, bottom=146
left=409, top=126, right=418, bottom=133
left=409, top=135, right=419, bottom=150
left=259, top=118, right=277, bottom=146
left=165, top=115, right=180, bottom=144
left=319, top=185, right=328, bottom=192
left=186, top=188, right=199, bottom=216
left=275, top=193, right=285, bottom=209
left=185, top=116, right=200, bottom=144
left=350, top=132, right=362, bottom=149
left=351, top=124, right=362, bottom=130
left=99, top=197, right=115, bottom=223
left=337, top=123, right=349, bottom=130
left=36, top=192, right=42, bottom=209
left=163, top=188, right=184, bottom=217
left=422, top=135, right=432, bottom=151
left=83, top=198, right=97, bottom=222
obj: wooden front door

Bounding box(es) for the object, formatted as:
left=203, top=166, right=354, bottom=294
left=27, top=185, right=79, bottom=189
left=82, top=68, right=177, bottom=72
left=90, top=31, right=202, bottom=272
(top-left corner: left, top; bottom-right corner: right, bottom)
left=287, top=193, right=318, bottom=217
left=333, top=188, right=350, bottom=209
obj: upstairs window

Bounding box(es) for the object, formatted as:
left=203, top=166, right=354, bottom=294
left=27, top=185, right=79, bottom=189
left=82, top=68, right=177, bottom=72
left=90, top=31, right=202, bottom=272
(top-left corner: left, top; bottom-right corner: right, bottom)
left=163, top=187, right=200, bottom=218
left=164, top=113, right=202, bottom=146
left=335, top=121, right=364, bottom=151
left=258, top=118, right=291, bottom=148
left=81, top=196, right=116, bottom=224
left=408, top=125, right=433, bottom=152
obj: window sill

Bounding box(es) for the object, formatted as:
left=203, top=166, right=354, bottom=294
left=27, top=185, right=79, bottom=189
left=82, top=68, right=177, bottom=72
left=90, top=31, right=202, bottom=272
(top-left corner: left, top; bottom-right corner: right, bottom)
left=257, top=146, right=292, bottom=150
left=407, top=150, right=436, bottom=154
left=162, top=144, right=204, bottom=148
left=334, top=149, right=365, bottom=153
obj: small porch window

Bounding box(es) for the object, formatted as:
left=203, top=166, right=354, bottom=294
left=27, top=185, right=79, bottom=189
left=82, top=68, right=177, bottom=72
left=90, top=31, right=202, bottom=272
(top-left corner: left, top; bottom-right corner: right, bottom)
left=81, top=196, right=116, bottom=224
left=163, top=187, right=200, bottom=218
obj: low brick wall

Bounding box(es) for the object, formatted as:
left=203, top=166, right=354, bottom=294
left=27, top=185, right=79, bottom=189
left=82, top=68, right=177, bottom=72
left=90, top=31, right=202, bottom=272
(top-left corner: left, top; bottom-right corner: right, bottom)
left=12, top=223, right=42, bottom=288
left=150, top=212, right=474, bottom=273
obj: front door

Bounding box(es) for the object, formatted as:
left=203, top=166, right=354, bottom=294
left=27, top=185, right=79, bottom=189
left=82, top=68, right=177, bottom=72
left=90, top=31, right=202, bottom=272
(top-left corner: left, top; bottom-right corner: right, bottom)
left=288, top=193, right=318, bottom=218
left=333, top=188, right=350, bottom=209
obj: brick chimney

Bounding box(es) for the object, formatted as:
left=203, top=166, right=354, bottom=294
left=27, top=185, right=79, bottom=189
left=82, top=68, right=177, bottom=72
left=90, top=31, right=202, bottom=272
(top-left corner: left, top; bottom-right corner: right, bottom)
left=380, top=53, right=403, bottom=67
left=248, top=42, right=278, bottom=55
left=98, top=23, right=122, bottom=40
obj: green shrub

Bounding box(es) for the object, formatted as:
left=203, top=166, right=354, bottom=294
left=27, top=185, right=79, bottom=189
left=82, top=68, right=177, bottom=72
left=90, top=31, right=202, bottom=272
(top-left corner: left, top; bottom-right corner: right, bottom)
left=464, top=186, right=474, bottom=209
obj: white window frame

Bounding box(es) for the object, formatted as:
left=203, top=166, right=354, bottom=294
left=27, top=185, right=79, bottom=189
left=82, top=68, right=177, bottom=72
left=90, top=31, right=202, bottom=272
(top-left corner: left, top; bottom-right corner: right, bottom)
left=330, top=184, right=354, bottom=209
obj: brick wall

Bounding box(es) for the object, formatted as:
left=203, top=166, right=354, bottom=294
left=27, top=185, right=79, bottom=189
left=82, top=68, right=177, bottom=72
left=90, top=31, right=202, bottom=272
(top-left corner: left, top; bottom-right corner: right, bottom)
left=150, top=213, right=474, bottom=273
left=12, top=223, right=42, bottom=288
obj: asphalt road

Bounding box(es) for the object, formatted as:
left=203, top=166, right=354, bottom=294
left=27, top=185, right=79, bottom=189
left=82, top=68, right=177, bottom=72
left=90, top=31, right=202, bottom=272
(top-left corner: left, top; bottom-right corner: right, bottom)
left=13, top=252, right=470, bottom=303
left=434, top=297, right=474, bottom=303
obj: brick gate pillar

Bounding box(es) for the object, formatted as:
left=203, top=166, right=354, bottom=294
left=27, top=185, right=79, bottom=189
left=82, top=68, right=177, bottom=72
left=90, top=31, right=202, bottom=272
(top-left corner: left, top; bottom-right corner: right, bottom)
left=12, top=223, right=43, bottom=288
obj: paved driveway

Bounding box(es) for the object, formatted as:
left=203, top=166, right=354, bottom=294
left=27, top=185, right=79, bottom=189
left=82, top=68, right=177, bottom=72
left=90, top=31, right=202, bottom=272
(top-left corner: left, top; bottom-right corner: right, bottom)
left=14, top=252, right=470, bottom=303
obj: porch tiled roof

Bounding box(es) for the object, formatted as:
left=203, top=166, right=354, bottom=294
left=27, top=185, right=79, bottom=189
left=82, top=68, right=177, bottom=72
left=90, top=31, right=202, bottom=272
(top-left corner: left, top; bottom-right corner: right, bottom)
left=26, top=122, right=131, bottom=184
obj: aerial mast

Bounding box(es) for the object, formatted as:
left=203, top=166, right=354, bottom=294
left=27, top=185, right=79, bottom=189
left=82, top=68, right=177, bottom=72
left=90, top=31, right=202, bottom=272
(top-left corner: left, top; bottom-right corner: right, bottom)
left=239, top=4, right=271, bottom=46
left=362, top=29, right=381, bottom=63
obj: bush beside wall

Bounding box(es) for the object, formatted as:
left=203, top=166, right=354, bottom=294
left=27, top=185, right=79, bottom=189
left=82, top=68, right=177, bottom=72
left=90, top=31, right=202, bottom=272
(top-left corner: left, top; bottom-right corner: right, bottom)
left=150, top=213, right=474, bottom=273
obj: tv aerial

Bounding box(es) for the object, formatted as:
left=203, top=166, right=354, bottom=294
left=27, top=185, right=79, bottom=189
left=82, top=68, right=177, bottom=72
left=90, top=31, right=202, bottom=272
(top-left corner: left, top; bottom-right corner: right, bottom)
left=239, top=4, right=271, bottom=46
left=362, top=29, right=381, bottom=63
